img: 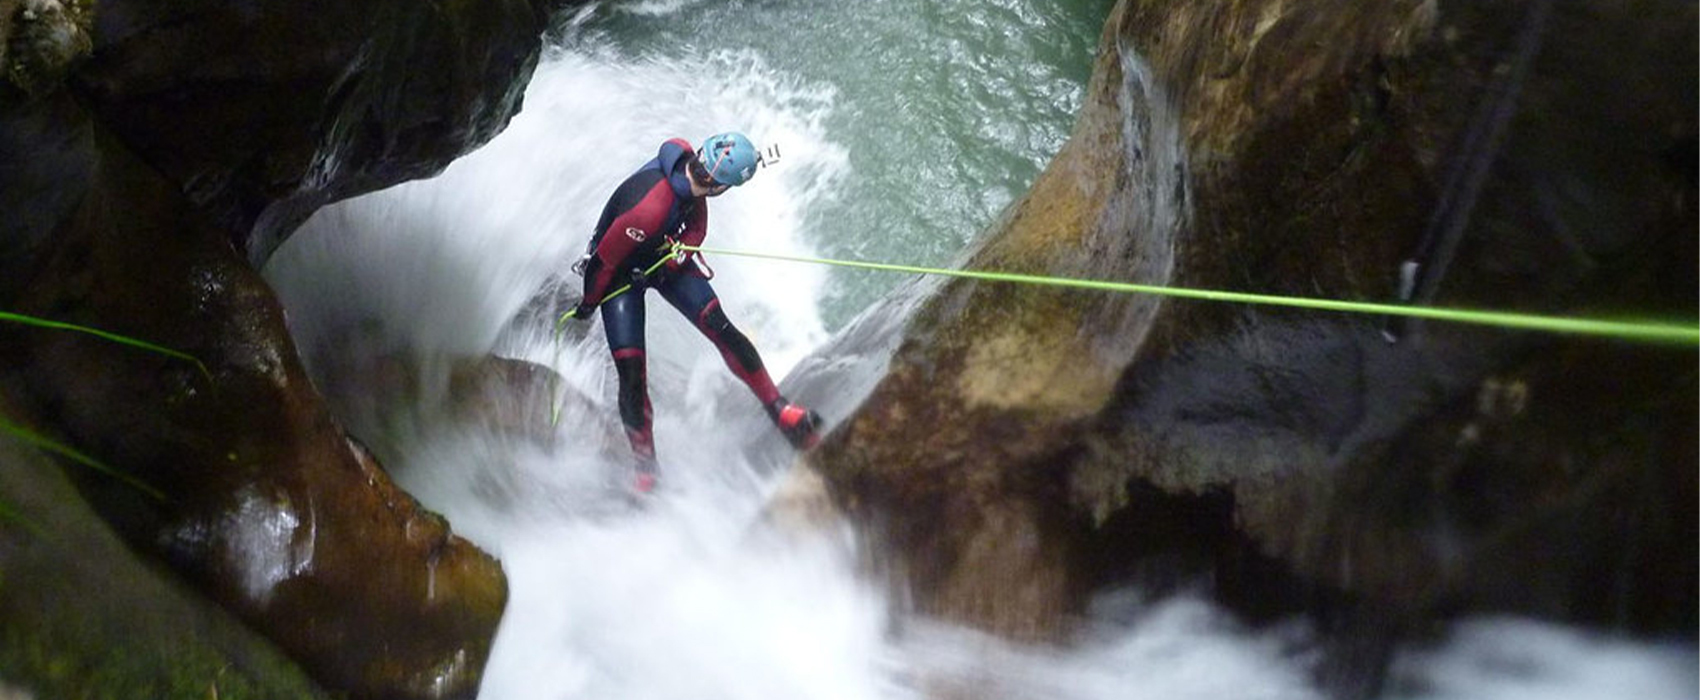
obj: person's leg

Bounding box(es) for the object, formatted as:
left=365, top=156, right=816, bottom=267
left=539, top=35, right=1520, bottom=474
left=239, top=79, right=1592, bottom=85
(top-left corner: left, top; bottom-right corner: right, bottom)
left=660, top=274, right=821, bottom=448
left=600, top=292, right=658, bottom=488
left=660, top=274, right=779, bottom=404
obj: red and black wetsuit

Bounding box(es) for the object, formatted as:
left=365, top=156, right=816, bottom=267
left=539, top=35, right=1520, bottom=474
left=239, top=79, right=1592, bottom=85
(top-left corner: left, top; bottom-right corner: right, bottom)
left=580, top=138, right=705, bottom=309
left=581, top=138, right=782, bottom=469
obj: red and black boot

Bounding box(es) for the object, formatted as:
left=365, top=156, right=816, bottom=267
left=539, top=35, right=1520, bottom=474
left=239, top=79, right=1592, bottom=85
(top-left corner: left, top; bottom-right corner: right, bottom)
left=615, top=349, right=660, bottom=495
left=765, top=397, right=823, bottom=450
left=626, top=426, right=659, bottom=495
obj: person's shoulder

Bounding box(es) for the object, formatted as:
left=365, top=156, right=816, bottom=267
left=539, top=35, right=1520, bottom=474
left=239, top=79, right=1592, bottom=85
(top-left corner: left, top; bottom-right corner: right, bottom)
left=658, top=138, right=695, bottom=161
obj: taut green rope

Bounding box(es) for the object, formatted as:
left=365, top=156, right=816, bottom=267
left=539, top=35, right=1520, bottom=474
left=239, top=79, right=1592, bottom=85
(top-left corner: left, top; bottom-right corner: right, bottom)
left=684, top=245, right=1699, bottom=346
left=0, top=312, right=191, bottom=502
left=0, top=311, right=212, bottom=379
left=0, top=418, right=167, bottom=502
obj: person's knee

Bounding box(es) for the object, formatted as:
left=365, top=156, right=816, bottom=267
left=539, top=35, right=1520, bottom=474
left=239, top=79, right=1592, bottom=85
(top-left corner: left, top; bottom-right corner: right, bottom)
left=602, top=298, right=646, bottom=350
left=612, top=347, right=648, bottom=409
left=702, top=306, right=764, bottom=367
left=697, top=303, right=735, bottom=335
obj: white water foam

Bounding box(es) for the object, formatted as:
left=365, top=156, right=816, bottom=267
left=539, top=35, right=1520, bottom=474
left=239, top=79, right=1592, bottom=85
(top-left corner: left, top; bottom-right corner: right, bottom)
left=1384, top=618, right=1697, bottom=700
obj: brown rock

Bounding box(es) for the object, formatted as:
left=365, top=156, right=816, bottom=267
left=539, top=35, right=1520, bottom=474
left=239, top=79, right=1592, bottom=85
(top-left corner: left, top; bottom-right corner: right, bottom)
left=807, top=1, right=1698, bottom=680
left=0, top=406, right=333, bottom=700
left=2, top=0, right=562, bottom=695
left=1, top=0, right=93, bottom=95
left=69, top=0, right=549, bottom=266
left=0, top=118, right=508, bottom=698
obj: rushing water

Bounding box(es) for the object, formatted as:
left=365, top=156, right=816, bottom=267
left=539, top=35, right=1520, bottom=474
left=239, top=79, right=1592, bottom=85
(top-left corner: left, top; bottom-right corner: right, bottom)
left=263, top=1, right=1696, bottom=698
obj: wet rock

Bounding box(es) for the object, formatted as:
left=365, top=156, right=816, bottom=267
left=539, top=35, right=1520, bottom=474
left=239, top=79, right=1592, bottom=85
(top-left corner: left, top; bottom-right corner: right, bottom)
left=806, top=0, right=1697, bottom=681
left=1091, top=0, right=1697, bottom=644
left=0, top=85, right=93, bottom=302
left=808, top=0, right=1180, bottom=639
left=0, top=0, right=93, bottom=301
left=0, top=411, right=332, bottom=699
left=1, top=0, right=92, bottom=96
left=760, top=461, right=847, bottom=541
left=68, top=0, right=550, bottom=266
left=1, top=0, right=565, bottom=695
left=311, top=339, right=618, bottom=470
left=0, top=120, right=509, bottom=698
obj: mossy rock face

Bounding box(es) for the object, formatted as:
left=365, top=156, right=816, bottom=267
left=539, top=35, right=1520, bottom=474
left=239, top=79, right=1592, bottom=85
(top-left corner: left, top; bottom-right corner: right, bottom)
left=0, top=38, right=523, bottom=700
left=0, top=424, right=332, bottom=700
left=1, top=0, right=93, bottom=96
left=806, top=0, right=1697, bottom=667
left=808, top=0, right=1183, bottom=641
left=0, top=122, right=509, bottom=698
left=1, top=0, right=563, bottom=696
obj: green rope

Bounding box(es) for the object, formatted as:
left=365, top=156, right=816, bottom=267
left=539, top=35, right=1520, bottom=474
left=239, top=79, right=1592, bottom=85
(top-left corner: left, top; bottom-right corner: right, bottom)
left=0, top=311, right=213, bottom=379
left=554, top=252, right=680, bottom=331
left=684, top=245, right=1699, bottom=346
left=0, top=498, right=45, bottom=538
left=549, top=245, right=685, bottom=425
left=0, top=418, right=167, bottom=502
left=0, top=312, right=190, bottom=505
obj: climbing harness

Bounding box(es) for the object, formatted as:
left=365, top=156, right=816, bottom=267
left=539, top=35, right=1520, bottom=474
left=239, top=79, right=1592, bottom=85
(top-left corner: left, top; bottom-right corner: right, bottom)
left=549, top=239, right=688, bottom=425
left=555, top=239, right=686, bottom=330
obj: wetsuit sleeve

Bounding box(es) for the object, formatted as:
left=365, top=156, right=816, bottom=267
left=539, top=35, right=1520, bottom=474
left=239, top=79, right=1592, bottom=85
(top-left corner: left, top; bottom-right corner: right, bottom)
left=584, top=183, right=674, bottom=306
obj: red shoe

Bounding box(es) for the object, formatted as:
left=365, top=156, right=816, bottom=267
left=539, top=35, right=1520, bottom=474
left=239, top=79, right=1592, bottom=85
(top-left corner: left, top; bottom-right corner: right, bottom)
left=625, top=425, right=660, bottom=495
left=767, top=397, right=823, bottom=450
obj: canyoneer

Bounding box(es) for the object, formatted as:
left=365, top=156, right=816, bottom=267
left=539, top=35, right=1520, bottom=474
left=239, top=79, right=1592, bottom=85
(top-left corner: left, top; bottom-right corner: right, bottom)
left=567, top=131, right=822, bottom=494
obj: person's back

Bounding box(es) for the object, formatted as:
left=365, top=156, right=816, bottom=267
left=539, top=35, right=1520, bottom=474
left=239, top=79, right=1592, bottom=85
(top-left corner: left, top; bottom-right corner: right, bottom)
left=579, top=138, right=700, bottom=306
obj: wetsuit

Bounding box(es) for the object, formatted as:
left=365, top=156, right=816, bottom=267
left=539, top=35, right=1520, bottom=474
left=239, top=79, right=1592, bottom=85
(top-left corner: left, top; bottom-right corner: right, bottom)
left=580, top=138, right=783, bottom=469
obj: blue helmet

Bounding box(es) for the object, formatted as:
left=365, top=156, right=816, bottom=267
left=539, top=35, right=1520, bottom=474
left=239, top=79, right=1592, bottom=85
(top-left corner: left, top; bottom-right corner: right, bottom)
left=697, top=132, right=759, bottom=187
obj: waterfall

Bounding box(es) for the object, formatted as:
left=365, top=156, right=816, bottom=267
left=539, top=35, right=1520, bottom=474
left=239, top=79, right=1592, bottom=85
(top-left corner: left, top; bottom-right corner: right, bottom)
left=262, top=3, right=1696, bottom=699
